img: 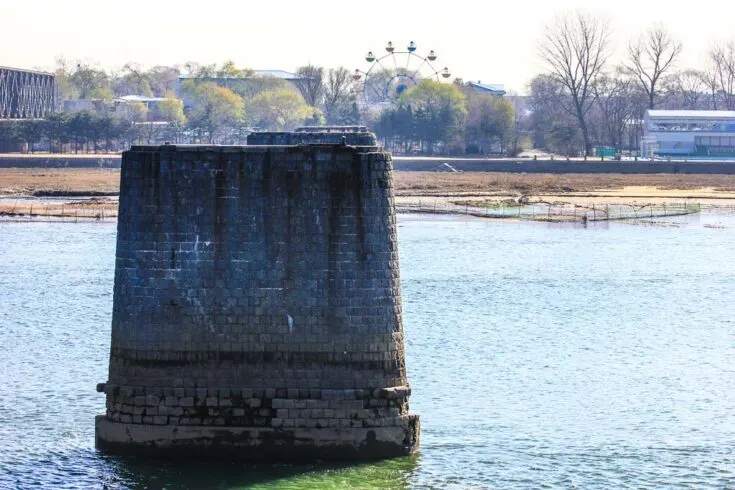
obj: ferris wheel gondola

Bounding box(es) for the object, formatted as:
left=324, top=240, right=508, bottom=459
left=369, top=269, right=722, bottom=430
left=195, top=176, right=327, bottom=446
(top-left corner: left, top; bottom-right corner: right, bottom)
left=353, top=41, right=451, bottom=107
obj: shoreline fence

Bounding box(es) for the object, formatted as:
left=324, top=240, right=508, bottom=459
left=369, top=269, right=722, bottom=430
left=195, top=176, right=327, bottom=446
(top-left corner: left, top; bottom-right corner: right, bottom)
left=398, top=201, right=701, bottom=222
left=0, top=199, right=703, bottom=223
left=0, top=201, right=117, bottom=222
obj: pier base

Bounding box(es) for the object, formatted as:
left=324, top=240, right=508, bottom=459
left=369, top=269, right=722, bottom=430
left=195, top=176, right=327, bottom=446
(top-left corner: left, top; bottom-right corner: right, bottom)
left=95, top=415, right=419, bottom=461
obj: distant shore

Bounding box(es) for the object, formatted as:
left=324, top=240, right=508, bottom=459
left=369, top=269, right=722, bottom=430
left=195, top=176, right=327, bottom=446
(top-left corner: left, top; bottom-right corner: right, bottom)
left=2, top=168, right=735, bottom=221
left=5, top=152, right=735, bottom=175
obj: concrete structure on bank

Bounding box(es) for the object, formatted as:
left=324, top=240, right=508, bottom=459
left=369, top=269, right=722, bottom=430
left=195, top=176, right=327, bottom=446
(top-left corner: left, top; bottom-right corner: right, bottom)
left=643, top=110, right=735, bottom=158
left=95, top=127, right=419, bottom=460
left=0, top=66, right=55, bottom=119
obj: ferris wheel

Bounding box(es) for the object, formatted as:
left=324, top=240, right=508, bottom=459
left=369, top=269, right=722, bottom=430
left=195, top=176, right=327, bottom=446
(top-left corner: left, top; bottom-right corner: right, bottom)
left=353, top=41, right=451, bottom=108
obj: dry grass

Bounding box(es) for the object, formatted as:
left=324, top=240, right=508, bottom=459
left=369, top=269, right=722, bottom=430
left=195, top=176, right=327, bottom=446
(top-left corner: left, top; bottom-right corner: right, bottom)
left=0, top=168, right=120, bottom=196
left=3, top=167, right=735, bottom=201
left=393, top=172, right=735, bottom=196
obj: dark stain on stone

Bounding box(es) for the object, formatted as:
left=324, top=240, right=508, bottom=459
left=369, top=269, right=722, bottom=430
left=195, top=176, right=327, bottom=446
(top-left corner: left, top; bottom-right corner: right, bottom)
left=262, top=151, right=276, bottom=271
left=285, top=166, right=299, bottom=282
left=351, top=154, right=366, bottom=263
left=214, top=152, right=227, bottom=265
left=326, top=151, right=345, bottom=335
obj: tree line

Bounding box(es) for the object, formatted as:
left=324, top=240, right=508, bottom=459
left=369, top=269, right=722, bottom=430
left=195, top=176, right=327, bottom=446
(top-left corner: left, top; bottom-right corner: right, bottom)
left=3, top=60, right=363, bottom=152
left=4, top=58, right=517, bottom=155
left=8, top=17, right=734, bottom=157
left=530, top=13, right=735, bottom=156
left=371, top=80, right=519, bottom=155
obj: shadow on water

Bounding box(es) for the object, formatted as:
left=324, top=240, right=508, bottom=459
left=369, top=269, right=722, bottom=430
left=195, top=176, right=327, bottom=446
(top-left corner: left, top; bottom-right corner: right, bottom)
left=98, top=453, right=420, bottom=489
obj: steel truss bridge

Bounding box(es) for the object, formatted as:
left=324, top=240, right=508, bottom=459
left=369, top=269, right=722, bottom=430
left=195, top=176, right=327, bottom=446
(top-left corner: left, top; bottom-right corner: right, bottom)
left=0, top=66, right=55, bottom=119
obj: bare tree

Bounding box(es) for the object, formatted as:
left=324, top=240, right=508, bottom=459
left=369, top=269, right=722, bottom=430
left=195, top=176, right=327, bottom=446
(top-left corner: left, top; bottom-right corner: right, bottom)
left=592, top=69, right=641, bottom=150
left=709, top=40, right=735, bottom=110
left=294, top=64, right=324, bottom=107
left=673, top=69, right=706, bottom=109
left=626, top=26, right=682, bottom=109
left=323, top=67, right=357, bottom=124
left=700, top=67, right=721, bottom=109
left=539, top=12, right=611, bottom=156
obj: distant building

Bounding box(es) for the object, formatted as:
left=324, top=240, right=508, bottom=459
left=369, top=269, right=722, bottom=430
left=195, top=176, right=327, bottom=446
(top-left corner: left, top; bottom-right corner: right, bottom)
left=112, top=95, right=166, bottom=119
left=643, top=110, right=735, bottom=158
left=62, top=99, right=102, bottom=113
left=61, top=95, right=166, bottom=120
left=0, top=66, right=55, bottom=119
left=466, top=81, right=506, bottom=96
left=249, top=70, right=304, bottom=81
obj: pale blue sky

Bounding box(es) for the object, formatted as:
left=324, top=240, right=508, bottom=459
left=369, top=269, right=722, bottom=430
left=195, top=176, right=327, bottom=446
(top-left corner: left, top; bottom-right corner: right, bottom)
left=2, top=0, right=734, bottom=93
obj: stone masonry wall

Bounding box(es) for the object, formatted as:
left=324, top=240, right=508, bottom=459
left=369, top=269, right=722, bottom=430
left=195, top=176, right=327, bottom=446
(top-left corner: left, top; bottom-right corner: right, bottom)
left=98, top=142, right=418, bottom=454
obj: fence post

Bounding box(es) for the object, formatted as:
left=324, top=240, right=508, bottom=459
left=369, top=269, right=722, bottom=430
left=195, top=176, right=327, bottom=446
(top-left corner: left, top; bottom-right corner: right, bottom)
left=592, top=204, right=596, bottom=220
left=606, top=204, right=609, bottom=218
left=663, top=202, right=666, bottom=216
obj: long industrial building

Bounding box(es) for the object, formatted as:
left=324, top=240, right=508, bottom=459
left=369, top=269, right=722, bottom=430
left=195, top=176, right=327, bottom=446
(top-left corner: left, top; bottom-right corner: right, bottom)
left=643, top=110, right=735, bottom=158
left=0, top=66, right=55, bottom=119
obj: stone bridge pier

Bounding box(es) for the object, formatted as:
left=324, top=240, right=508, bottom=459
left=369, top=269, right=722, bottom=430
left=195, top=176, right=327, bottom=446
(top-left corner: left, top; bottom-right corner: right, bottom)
left=95, top=128, right=419, bottom=460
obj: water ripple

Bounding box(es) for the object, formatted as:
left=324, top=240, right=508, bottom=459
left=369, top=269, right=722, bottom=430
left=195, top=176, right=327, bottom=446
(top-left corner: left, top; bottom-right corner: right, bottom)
left=0, top=216, right=734, bottom=488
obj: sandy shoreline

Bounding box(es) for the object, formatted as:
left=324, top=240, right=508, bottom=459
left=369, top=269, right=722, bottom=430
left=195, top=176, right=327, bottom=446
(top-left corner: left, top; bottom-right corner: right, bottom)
left=3, top=168, right=735, bottom=220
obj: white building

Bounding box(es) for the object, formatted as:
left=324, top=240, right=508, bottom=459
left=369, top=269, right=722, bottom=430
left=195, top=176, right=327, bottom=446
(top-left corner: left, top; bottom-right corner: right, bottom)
left=112, top=95, right=166, bottom=119
left=643, top=110, right=735, bottom=158
left=466, top=81, right=506, bottom=96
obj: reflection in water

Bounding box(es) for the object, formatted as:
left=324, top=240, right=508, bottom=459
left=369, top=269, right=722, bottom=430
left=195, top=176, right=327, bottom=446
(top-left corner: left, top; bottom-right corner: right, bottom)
left=101, top=455, right=417, bottom=489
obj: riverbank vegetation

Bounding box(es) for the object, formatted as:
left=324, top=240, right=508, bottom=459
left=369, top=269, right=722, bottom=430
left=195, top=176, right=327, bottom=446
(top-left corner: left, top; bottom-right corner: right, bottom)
left=4, top=13, right=735, bottom=157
